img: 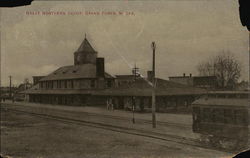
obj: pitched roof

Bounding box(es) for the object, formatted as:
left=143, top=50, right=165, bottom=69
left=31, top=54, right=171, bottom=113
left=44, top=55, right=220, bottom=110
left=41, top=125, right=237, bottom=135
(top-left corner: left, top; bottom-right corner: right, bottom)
left=93, top=78, right=206, bottom=96
left=192, top=98, right=249, bottom=107
left=115, top=75, right=134, bottom=79
left=76, top=37, right=96, bottom=53
left=115, top=78, right=194, bottom=89
left=24, top=77, right=205, bottom=96
left=208, top=91, right=250, bottom=94
left=22, top=89, right=96, bottom=95
left=40, top=64, right=114, bottom=81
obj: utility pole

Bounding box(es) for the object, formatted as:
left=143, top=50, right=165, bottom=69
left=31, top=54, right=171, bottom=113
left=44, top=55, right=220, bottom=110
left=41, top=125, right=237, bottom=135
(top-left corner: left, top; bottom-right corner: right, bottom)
left=151, top=42, right=156, bottom=128
left=9, top=75, right=12, bottom=98
left=132, top=63, right=139, bottom=124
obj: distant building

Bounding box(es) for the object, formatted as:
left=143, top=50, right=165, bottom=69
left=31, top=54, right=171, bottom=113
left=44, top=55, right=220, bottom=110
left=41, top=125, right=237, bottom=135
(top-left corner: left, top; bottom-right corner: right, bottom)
left=14, top=82, right=33, bottom=101
left=24, top=35, right=206, bottom=113
left=0, top=86, right=18, bottom=99
left=169, top=73, right=217, bottom=89
left=17, top=83, right=33, bottom=92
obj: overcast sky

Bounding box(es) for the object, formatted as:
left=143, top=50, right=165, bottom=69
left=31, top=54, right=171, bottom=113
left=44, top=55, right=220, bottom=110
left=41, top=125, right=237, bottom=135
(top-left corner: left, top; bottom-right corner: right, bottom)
left=1, top=0, right=249, bottom=86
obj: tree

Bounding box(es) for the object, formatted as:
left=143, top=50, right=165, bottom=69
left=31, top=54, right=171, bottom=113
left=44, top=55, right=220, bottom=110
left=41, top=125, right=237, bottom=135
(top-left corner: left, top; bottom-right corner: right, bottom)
left=197, top=52, right=241, bottom=90
left=23, top=78, right=30, bottom=90
left=24, top=78, right=29, bottom=84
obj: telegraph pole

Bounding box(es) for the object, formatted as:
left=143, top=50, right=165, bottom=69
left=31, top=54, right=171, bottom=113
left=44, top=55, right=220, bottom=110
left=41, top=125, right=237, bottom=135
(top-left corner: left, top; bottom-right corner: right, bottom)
left=9, top=75, right=12, bottom=98
left=151, top=42, right=156, bottom=128
left=132, top=63, right=139, bottom=124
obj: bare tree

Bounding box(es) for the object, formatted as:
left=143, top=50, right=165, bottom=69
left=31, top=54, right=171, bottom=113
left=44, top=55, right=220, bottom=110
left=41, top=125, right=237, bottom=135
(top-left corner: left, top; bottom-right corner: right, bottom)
left=24, top=78, right=30, bottom=90
left=24, top=78, right=30, bottom=84
left=197, top=52, right=241, bottom=90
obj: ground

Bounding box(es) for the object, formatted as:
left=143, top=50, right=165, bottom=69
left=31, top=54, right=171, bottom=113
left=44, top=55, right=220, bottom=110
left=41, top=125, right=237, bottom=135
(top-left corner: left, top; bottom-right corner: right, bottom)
left=0, top=103, right=233, bottom=158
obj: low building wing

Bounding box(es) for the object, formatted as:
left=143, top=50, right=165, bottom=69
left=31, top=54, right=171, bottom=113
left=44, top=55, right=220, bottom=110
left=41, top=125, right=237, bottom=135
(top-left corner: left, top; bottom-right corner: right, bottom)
left=94, top=78, right=206, bottom=97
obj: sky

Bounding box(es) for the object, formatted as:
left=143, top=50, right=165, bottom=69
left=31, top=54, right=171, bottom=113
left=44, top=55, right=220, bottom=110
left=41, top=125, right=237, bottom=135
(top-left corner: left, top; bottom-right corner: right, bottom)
left=0, top=0, right=249, bottom=86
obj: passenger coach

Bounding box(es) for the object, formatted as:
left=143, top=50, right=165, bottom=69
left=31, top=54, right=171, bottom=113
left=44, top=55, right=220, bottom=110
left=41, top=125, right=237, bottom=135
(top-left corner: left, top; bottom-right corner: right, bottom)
left=192, top=91, right=249, bottom=151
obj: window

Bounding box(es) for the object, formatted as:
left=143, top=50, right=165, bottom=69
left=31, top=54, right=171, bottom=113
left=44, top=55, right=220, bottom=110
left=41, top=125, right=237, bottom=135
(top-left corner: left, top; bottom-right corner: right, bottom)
left=202, top=108, right=212, bottom=122
left=58, top=80, right=61, bottom=88
left=91, top=79, right=95, bottom=88
left=107, top=80, right=112, bottom=88
left=49, top=81, right=53, bottom=89
left=240, top=94, right=248, bottom=99
left=64, top=80, right=67, bottom=88
left=224, top=109, right=233, bottom=124
left=235, top=109, right=248, bottom=125
left=40, top=82, right=43, bottom=89
left=71, top=80, right=74, bottom=89
left=212, top=108, right=224, bottom=123
left=228, top=94, right=236, bottom=98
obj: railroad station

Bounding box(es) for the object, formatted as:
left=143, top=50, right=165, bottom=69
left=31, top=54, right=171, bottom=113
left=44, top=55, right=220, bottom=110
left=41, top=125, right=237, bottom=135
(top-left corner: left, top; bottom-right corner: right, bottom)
left=24, top=35, right=205, bottom=113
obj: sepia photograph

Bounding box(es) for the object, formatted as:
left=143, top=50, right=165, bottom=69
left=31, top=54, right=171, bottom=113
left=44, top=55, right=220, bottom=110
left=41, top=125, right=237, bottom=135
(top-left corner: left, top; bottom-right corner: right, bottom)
left=0, top=0, right=249, bottom=158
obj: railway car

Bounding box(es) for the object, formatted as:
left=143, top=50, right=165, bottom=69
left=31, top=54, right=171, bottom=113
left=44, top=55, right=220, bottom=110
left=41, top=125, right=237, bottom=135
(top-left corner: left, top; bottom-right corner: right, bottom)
left=192, top=91, right=249, bottom=151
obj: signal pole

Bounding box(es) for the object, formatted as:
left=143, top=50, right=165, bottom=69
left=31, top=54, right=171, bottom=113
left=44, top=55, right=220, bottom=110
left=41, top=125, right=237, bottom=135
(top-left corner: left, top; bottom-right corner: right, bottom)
left=151, top=42, right=156, bottom=128
left=9, top=75, right=12, bottom=98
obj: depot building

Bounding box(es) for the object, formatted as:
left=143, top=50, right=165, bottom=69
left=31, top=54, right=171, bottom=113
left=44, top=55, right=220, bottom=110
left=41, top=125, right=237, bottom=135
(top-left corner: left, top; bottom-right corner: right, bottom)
left=24, top=35, right=205, bottom=112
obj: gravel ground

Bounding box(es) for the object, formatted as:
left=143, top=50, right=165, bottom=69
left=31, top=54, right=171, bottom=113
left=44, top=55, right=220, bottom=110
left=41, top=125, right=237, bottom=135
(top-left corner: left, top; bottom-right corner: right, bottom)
left=0, top=106, right=232, bottom=158
left=3, top=103, right=198, bottom=140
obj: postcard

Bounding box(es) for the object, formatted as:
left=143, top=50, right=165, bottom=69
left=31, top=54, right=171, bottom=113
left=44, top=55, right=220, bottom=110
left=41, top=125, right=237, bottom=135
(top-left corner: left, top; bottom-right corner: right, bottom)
left=1, top=0, right=249, bottom=158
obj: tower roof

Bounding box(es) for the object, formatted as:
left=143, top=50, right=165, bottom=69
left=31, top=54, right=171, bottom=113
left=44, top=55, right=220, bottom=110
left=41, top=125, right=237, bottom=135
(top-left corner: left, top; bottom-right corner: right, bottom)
left=76, top=36, right=96, bottom=53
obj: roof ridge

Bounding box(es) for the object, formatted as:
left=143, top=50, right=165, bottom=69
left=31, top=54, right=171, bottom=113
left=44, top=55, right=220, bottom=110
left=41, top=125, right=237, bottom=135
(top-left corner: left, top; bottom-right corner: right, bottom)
left=76, top=37, right=96, bottom=53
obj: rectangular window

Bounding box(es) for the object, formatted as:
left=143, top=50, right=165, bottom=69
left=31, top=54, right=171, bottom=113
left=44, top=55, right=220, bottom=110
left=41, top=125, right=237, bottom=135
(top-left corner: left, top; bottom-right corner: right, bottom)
left=50, top=81, right=53, bottom=89
left=91, top=79, right=95, bottom=88
left=64, top=80, right=67, bottom=88
left=235, top=109, right=247, bottom=125
left=71, top=80, right=74, bottom=89
left=40, top=82, right=43, bottom=89
left=212, top=108, right=224, bottom=123
left=224, top=109, right=233, bottom=124
left=107, top=80, right=112, bottom=88
left=203, top=108, right=212, bottom=122
left=61, top=80, right=64, bottom=88
left=58, top=80, right=61, bottom=88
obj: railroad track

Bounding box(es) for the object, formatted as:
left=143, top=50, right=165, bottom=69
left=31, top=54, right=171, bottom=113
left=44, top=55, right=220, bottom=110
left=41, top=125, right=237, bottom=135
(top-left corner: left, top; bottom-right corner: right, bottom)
left=76, top=111, right=191, bottom=129
left=1, top=105, right=212, bottom=151
left=2, top=103, right=191, bottom=129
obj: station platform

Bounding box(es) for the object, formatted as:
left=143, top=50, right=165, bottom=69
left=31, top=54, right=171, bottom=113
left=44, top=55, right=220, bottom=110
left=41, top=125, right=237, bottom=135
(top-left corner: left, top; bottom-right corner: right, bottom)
left=2, top=100, right=200, bottom=141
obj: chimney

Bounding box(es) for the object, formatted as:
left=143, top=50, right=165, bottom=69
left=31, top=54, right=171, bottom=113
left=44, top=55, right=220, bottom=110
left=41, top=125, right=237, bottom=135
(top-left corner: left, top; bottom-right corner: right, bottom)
left=183, top=73, right=186, bottom=77
left=147, top=71, right=153, bottom=82
left=96, top=58, right=105, bottom=78
left=190, top=73, right=192, bottom=77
